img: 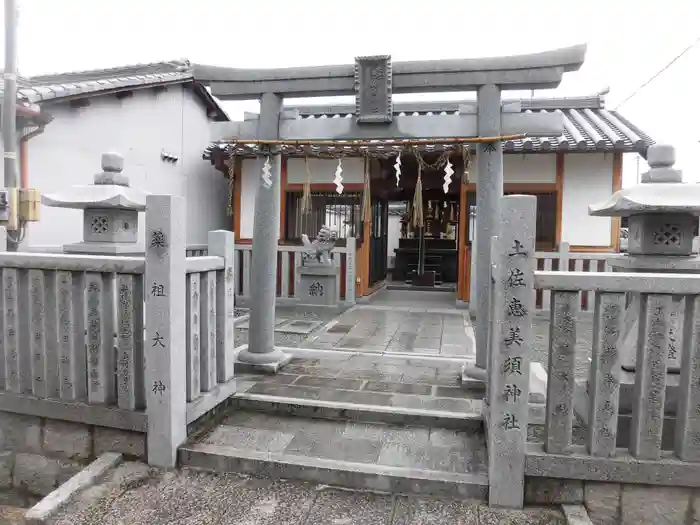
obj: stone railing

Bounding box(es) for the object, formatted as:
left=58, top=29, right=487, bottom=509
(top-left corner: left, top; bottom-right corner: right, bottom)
left=485, top=194, right=700, bottom=509
left=0, top=252, right=147, bottom=432
left=234, top=239, right=356, bottom=307
left=182, top=245, right=236, bottom=420
left=0, top=195, right=237, bottom=469
left=534, top=242, right=621, bottom=311
left=186, top=244, right=208, bottom=257
left=527, top=271, right=700, bottom=484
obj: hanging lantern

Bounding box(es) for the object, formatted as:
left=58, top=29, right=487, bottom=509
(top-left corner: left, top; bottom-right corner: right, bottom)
left=334, top=158, right=344, bottom=194
left=394, top=153, right=402, bottom=187
left=443, top=158, right=454, bottom=194
left=261, top=155, right=272, bottom=189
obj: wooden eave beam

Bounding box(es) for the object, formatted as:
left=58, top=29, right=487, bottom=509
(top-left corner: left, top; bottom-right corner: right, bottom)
left=210, top=111, right=565, bottom=142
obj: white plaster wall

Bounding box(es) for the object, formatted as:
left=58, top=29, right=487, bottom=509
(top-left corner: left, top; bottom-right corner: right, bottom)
left=237, top=152, right=612, bottom=247
left=470, top=153, right=556, bottom=183
left=561, top=153, right=614, bottom=247
left=24, top=85, right=229, bottom=248
left=387, top=215, right=401, bottom=269
left=240, top=158, right=258, bottom=239
left=286, top=157, right=365, bottom=185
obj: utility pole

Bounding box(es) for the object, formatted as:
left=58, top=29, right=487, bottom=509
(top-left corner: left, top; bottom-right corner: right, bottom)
left=2, top=0, right=19, bottom=251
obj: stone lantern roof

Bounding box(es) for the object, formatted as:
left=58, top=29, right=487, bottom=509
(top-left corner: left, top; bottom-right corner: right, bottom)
left=42, top=152, right=148, bottom=255
left=589, top=144, right=700, bottom=257
left=589, top=144, right=700, bottom=218
left=42, top=152, right=147, bottom=211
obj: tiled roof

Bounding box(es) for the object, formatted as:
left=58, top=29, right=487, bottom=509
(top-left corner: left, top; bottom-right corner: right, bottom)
left=3, top=60, right=228, bottom=120
left=203, top=94, right=653, bottom=160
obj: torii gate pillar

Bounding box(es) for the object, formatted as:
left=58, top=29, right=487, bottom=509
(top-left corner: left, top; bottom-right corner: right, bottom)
left=465, top=84, right=503, bottom=382
left=237, top=93, right=292, bottom=372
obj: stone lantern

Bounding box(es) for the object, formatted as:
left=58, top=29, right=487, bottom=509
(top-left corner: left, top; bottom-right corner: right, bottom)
left=574, top=143, right=700, bottom=447
left=42, top=152, right=147, bottom=255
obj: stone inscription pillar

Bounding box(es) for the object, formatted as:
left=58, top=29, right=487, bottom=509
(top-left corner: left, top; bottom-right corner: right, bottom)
left=144, top=194, right=187, bottom=468
left=237, top=93, right=291, bottom=371
left=487, top=194, right=535, bottom=508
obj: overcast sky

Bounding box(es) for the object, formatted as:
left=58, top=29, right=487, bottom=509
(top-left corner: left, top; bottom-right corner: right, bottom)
left=3, top=0, right=699, bottom=185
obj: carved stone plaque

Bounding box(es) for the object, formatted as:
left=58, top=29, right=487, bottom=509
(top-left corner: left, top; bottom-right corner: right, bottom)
left=354, top=55, right=393, bottom=123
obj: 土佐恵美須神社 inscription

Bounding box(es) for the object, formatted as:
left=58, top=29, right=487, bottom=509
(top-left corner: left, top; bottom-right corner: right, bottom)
left=506, top=268, right=526, bottom=288
left=504, top=327, right=524, bottom=348
left=498, top=238, right=532, bottom=434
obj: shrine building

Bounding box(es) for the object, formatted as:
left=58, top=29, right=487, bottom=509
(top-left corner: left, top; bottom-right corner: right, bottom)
left=203, top=92, right=654, bottom=302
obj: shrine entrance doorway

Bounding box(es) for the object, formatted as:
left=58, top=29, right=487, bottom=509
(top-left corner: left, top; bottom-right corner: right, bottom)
left=368, top=197, right=389, bottom=286
left=372, top=152, right=464, bottom=293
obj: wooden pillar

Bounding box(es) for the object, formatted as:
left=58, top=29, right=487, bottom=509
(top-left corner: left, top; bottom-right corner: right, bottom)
left=357, top=218, right=371, bottom=297
left=611, top=152, right=623, bottom=251
left=555, top=153, right=565, bottom=248
left=457, top=180, right=469, bottom=302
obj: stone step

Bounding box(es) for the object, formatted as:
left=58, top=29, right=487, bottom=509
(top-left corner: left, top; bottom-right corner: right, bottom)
left=179, top=410, right=489, bottom=500
left=231, top=392, right=483, bottom=431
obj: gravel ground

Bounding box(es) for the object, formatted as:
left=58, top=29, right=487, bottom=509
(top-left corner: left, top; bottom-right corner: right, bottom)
left=48, top=464, right=566, bottom=525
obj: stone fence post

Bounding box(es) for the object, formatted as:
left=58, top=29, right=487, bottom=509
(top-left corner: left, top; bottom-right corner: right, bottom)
left=344, top=237, right=356, bottom=305
left=558, top=241, right=570, bottom=271
left=208, top=229, right=236, bottom=383
left=144, top=194, right=187, bottom=468
left=487, top=194, right=536, bottom=508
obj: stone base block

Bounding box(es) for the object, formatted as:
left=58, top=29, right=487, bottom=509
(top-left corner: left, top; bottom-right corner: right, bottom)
left=619, top=369, right=679, bottom=414
left=461, top=361, right=546, bottom=404
left=235, top=345, right=292, bottom=374
left=299, top=264, right=338, bottom=307
left=460, top=363, right=486, bottom=389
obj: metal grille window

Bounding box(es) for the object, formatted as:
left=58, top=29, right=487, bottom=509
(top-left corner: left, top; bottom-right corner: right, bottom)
left=285, top=191, right=362, bottom=241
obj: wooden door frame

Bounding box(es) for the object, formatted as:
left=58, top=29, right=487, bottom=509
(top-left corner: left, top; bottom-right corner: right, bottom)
left=456, top=181, right=560, bottom=303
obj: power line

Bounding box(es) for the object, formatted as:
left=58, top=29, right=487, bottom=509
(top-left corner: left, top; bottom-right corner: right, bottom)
left=615, top=35, right=700, bottom=110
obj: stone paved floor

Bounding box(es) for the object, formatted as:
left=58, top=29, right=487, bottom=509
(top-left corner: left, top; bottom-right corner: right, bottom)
left=194, top=411, right=487, bottom=475
left=236, top=353, right=482, bottom=415
left=235, top=305, right=343, bottom=348
left=304, top=306, right=473, bottom=357
left=48, top=465, right=566, bottom=525
left=366, top=288, right=458, bottom=309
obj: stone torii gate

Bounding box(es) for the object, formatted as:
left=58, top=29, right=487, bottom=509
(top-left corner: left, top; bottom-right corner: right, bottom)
left=194, top=45, right=586, bottom=373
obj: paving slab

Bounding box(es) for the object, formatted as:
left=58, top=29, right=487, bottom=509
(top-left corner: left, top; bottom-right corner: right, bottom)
left=304, top=304, right=472, bottom=357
